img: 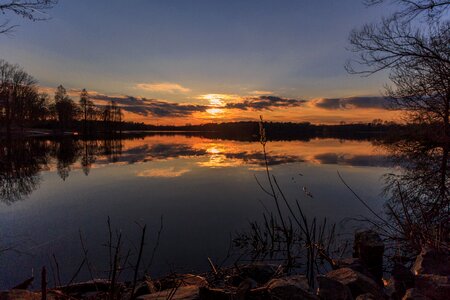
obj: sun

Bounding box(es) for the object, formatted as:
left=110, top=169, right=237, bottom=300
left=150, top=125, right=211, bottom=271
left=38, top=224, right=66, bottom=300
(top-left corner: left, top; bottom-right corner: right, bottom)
left=206, top=108, right=223, bottom=116
left=201, top=94, right=229, bottom=117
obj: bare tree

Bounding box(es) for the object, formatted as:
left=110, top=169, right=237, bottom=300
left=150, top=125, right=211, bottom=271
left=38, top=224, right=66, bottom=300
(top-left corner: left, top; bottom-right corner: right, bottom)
left=0, top=0, right=58, bottom=34
left=54, top=84, right=77, bottom=132
left=0, top=59, right=43, bottom=134
left=347, top=1, right=450, bottom=138
left=79, top=88, right=95, bottom=134
left=364, top=0, right=450, bottom=22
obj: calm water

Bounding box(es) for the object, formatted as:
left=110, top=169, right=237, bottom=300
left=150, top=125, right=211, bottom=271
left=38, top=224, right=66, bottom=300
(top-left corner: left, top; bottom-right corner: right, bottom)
left=0, top=134, right=393, bottom=288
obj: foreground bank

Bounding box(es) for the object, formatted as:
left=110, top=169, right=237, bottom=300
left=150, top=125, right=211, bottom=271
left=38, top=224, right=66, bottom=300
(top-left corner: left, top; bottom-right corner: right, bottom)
left=1, top=230, right=448, bottom=300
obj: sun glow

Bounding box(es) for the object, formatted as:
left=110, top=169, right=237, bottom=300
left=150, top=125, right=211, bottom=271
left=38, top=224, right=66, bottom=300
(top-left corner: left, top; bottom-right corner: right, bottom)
left=206, top=108, right=224, bottom=116
left=201, top=94, right=230, bottom=117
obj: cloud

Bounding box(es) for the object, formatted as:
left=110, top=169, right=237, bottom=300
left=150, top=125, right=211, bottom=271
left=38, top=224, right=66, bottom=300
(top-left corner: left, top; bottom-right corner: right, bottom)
left=250, top=90, right=274, bottom=95
left=90, top=93, right=306, bottom=117
left=90, top=94, right=208, bottom=117
left=225, top=96, right=306, bottom=111
left=136, top=167, right=190, bottom=178
left=311, top=96, right=390, bottom=110
left=313, top=153, right=390, bottom=167
left=135, top=82, right=191, bottom=93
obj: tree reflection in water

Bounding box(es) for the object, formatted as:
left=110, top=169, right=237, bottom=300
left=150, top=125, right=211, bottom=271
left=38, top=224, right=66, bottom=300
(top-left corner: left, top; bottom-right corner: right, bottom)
left=0, top=138, right=49, bottom=205
left=377, top=134, right=449, bottom=258
left=0, top=137, right=124, bottom=204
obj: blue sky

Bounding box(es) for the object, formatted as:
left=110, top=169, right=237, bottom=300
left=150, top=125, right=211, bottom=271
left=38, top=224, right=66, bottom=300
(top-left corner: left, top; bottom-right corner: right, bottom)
left=0, top=0, right=399, bottom=124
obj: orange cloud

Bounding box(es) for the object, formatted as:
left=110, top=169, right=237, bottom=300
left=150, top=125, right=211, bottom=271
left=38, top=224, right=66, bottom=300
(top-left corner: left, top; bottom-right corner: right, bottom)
left=135, top=82, right=191, bottom=93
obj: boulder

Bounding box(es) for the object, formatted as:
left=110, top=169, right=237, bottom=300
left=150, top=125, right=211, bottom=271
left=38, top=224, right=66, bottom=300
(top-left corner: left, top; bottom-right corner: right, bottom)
left=266, top=275, right=318, bottom=300
left=0, top=290, right=40, bottom=300
left=402, top=288, right=430, bottom=300
left=137, top=285, right=199, bottom=300
left=316, top=275, right=353, bottom=300
left=412, top=248, right=450, bottom=276
left=325, top=267, right=385, bottom=299
left=156, top=274, right=208, bottom=291
left=356, top=293, right=377, bottom=300
left=238, top=264, right=281, bottom=284
left=133, top=280, right=158, bottom=298
left=387, top=263, right=415, bottom=300
left=414, top=274, right=450, bottom=300
left=353, top=230, right=384, bottom=284
left=198, top=287, right=234, bottom=300
left=334, top=258, right=374, bottom=280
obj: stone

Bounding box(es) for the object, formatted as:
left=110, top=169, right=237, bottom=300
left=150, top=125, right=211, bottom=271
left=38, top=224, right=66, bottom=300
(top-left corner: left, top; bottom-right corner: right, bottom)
left=412, top=247, right=450, bottom=276
left=133, top=280, right=158, bottom=298
left=198, top=287, right=234, bottom=300
left=402, top=288, right=430, bottom=300
left=325, top=267, right=385, bottom=299
left=137, top=285, right=199, bottom=300
left=176, top=274, right=208, bottom=288
left=0, top=290, right=40, bottom=300
left=353, top=230, right=385, bottom=284
left=317, top=275, right=353, bottom=300
left=356, top=293, right=377, bottom=300
left=414, top=274, right=450, bottom=300
left=157, top=274, right=208, bottom=291
left=239, top=264, right=281, bottom=284
left=334, top=258, right=374, bottom=280
left=387, top=263, right=415, bottom=300
left=266, top=275, right=318, bottom=300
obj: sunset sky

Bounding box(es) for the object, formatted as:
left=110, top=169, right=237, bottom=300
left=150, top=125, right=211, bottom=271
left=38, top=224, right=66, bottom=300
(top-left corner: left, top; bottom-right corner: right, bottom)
left=1, top=0, right=401, bottom=125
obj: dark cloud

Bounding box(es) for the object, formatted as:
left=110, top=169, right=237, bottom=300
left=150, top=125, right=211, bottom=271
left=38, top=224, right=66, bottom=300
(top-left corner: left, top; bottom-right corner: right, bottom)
left=91, top=94, right=208, bottom=117
left=90, top=94, right=307, bottom=117
left=225, top=96, right=306, bottom=111
left=314, top=153, right=390, bottom=167
left=313, top=96, right=390, bottom=110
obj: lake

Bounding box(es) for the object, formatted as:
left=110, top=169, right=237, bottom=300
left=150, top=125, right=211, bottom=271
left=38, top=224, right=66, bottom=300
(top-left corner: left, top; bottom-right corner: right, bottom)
left=0, top=134, right=394, bottom=288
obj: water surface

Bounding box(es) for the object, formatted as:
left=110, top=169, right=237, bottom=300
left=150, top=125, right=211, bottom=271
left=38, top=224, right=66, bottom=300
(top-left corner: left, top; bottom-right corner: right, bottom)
left=0, top=134, right=392, bottom=288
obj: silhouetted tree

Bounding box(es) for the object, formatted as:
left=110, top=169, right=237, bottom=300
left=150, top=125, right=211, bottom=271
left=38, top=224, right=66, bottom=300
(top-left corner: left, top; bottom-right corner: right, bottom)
left=0, top=59, right=44, bottom=134
left=54, top=85, right=78, bottom=132
left=348, top=1, right=450, bottom=138
left=364, top=0, right=450, bottom=22
left=0, top=0, right=58, bottom=35
left=79, top=88, right=95, bottom=135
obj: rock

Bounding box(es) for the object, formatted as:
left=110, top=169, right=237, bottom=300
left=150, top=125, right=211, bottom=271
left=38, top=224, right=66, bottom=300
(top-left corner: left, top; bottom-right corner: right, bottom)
left=414, top=274, right=450, bottom=300
left=137, top=285, right=199, bottom=300
left=402, top=288, right=430, bottom=300
left=387, top=263, right=415, bottom=300
left=133, top=280, right=158, bottom=298
left=325, top=267, right=385, bottom=299
left=198, top=287, right=234, bottom=300
left=266, top=275, right=318, bottom=300
left=356, top=293, right=377, bottom=300
left=412, top=247, right=450, bottom=276
left=157, top=274, right=208, bottom=291
left=353, top=230, right=385, bottom=284
left=317, top=275, right=353, bottom=300
left=334, top=258, right=374, bottom=280
left=176, top=274, right=208, bottom=288
left=239, top=264, right=281, bottom=284
left=58, top=279, right=113, bottom=294
left=0, top=290, right=40, bottom=300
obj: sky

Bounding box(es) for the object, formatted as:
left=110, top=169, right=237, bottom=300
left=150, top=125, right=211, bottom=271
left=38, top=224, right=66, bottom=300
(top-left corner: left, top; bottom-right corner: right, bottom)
left=0, top=0, right=401, bottom=125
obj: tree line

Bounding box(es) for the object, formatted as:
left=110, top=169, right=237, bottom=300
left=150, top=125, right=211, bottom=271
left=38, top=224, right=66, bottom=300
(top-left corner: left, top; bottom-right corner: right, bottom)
left=0, top=59, right=123, bottom=136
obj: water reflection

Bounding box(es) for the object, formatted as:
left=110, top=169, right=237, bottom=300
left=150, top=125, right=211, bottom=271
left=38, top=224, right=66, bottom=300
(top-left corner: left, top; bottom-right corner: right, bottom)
left=377, top=136, right=449, bottom=253
left=0, top=138, right=48, bottom=205
left=0, top=134, right=389, bottom=204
